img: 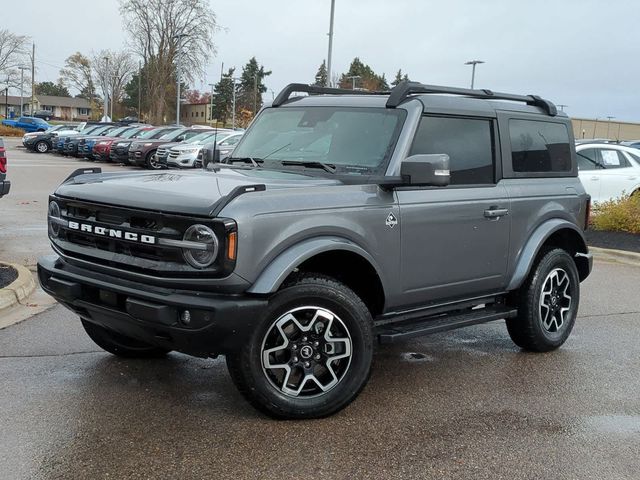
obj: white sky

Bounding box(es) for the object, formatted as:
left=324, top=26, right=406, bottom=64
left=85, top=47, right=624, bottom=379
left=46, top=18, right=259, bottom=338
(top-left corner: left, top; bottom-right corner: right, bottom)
left=6, top=0, right=640, bottom=121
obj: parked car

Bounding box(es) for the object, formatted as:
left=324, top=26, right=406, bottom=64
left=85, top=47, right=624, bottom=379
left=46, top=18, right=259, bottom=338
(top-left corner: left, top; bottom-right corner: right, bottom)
left=1, top=116, right=50, bottom=133
left=198, top=131, right=244, bottom=167
left=91, top=126, right=154, bottom=161
left=32, top=110, right=55, bottom=121
left=0, top=139, right=9, bottom=198
left=64, top=126, right=119, bottom=157
left=576, top=143, right=640, bottom=203
left=39, top=81, right=592, bottom=419
left=621, top=140, right=640, bottom=149
left=129, top=128, right=206, bottom=169
left=117, top=116, right=139, bottom=125
left=78, top=126, right=138, bottom=159
left=23, top=125, right=81, bottom=153
left=160, top=129, right=234, bottom=168
left=109, top=127, right=177, bottom=165
left=55, top=125, right=104, bottom=154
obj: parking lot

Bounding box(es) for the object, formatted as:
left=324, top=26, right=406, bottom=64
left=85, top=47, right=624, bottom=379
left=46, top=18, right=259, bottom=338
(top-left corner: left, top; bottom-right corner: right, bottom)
left=1, top=139, right=639, bottom=479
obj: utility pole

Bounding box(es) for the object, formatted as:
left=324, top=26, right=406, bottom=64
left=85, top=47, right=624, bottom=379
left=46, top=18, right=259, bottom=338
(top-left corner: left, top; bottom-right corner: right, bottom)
left=18, top=66, right=28, bottom=115
left=347, top=75, right=360, bottom=90
left=137, top=61, right=141, bottom=121
left=232, top=76, right=238, bottom=130
left=102, top=56, right=109, bottom=122
left=326, top=0, right=336, bottom=87
left=464, top=60, right=485, bottom=89
left=606, top=116, right=615, bottom=139
left=253, top=74, right=258, bottom=116
left=173, top=33, right=189, bottom=126
left=208, top=82, right=215, bottom=124
left=557, top=104, right=568, bottom=112
left=30, top=43, right=35, bottom=115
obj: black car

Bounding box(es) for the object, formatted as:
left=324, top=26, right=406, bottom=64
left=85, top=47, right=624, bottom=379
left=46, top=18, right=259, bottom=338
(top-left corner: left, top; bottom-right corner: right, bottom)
left=64, top=126, right=119, bottom=157
left=117, top=116, right=139, bottom=125
left=32, top=110, right=55, bottom=121
left=0, top=139, right=9, bottom=198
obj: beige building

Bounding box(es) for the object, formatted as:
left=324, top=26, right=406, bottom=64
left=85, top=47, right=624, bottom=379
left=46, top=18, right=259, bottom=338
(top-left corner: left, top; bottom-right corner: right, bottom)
left=180, top=103, right=212, bottom=126
left=571, top=117, right=640, bottom=142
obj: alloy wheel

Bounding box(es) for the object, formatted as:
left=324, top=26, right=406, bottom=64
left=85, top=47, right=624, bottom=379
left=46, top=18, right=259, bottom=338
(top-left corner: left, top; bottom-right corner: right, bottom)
left=539, top=268, right=572, bottom=333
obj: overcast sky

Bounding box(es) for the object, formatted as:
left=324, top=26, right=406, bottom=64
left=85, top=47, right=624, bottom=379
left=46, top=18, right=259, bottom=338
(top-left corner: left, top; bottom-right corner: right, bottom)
left=6, top=0, right=640, bottom=121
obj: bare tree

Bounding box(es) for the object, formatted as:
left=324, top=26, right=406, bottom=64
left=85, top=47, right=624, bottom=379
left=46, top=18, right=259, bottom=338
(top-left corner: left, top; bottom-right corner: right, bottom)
left=59, top=52, right=95, bottom=101
left=92, top=50, right=137, bottom=117
left=119, top=0, right=218, bottom=123
left=0, top=29, right=29, bottom=74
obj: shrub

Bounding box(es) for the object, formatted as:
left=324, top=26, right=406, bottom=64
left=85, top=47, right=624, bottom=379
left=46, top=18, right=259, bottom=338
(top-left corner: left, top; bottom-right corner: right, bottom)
left=0, top=125, right=24, bottom=137
left=590, top=193, right=640, bottom=234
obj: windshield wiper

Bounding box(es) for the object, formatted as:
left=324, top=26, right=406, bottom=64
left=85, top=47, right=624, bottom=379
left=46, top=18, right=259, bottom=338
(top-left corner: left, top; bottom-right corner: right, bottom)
left=225, top=157, right=263, bottom=167
left=279, top=160, right=337, bottom=173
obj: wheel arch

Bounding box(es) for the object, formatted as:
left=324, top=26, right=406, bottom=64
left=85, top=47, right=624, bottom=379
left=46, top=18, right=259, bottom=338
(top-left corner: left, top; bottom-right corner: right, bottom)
left=247, top=236, right=386, bottom=316
left=507, top=219, right=590, bottom=291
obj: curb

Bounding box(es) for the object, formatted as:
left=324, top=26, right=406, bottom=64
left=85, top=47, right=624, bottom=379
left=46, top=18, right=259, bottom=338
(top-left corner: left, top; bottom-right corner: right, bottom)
left=0, top=263, right=37, bottom=311
left=590, top=246, right=640, bottom=267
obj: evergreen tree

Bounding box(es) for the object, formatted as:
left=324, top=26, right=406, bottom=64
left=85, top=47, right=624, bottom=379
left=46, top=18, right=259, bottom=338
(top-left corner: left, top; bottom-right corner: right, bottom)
left=314, top=60, right=328, bottom=86
left=391, top=69, right=410, bottom=87
left=211, top=67, right=236, bottom=125
left=36, top=81, right=71, bottom=97
left=236, top=57, right=272, bottom=117
left=338, top=57, right=387, bottom=91
left=123, top=66, right=149, bottom=119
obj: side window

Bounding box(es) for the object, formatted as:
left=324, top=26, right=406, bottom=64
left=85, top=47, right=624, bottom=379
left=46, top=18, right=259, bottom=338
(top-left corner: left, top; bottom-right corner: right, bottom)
left=599, top=149, right=629, bottom=169
left=410, top=116, right=495, bottom=185
left=625, top=150, right=640, bottom=165
left=509, top=120, right=571, bottom=173
left=577, top=148, right=600, bottom=171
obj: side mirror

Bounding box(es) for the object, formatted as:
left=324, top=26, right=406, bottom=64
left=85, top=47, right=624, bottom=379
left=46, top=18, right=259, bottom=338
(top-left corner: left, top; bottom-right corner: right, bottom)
left=400, top=154, right=450, bottom=186
left=176, top=135, right=185, bottom=142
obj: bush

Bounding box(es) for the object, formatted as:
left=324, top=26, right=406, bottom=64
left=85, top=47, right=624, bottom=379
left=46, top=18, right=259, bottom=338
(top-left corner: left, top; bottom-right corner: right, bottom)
left=0, top=125, right=24, bottom=137
left=591, top=193, right=640, bottom=234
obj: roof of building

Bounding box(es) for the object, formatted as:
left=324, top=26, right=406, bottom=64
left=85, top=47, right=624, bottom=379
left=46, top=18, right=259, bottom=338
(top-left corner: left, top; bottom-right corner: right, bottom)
left=34, top=95, right=91, bottom=108
left=0, top=94, right=29, bottom=105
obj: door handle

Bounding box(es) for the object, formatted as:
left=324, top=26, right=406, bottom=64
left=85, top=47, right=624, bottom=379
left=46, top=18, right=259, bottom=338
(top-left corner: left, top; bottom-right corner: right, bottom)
left=628, top=176, right=637, bottom=181
left=484, top=208, right=509, bottom=218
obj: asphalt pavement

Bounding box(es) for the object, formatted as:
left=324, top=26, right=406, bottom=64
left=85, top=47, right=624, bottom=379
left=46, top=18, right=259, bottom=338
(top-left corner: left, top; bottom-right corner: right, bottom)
left=1, top=138, right=639, bottom=479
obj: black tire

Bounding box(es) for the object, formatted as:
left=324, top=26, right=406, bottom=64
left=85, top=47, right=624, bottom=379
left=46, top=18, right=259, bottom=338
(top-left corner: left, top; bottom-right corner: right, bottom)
left=145, top=150, right=161, bottom=169
left=226, top=274, right=373, bottom=419
left=34, top=140, right=49, bottom=153
left=81, top=319, right=170, bottom=358
left=506, top=248, right=580, bottom=352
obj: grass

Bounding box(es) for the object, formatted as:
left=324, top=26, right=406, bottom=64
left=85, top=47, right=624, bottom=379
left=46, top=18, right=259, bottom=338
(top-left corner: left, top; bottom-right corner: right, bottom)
left=0, top=125, right=25, bottom=137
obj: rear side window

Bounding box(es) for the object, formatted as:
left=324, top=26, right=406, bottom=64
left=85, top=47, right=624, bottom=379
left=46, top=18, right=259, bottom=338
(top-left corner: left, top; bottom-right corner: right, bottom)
left=509, top=120, right=571, bottom=173
left=410, top=116, right=495, bottom=185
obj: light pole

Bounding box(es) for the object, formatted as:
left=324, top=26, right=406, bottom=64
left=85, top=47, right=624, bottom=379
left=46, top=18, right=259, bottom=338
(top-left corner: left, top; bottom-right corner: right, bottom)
left=173, top=33, right=189, bottom=125
left=326, top=0, right=336, bottom=87
left=557, top=104, right=568, bottom=112
left=103, top=56, right=109, bottom=122
left=208, top=82, right=215, bottom=125
left=347, top=75, right=360, bottom=90
left=606, top=116, right=615, bottom=138
left=231, top=76, right=239, bottom=129
left=18, top=66, right=28, bottom=115
left=464, top=60, right=484, bottom=89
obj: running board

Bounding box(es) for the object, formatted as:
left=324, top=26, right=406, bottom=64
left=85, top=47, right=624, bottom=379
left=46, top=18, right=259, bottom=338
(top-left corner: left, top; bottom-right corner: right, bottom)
left=376, top=306, right=517, bottom=344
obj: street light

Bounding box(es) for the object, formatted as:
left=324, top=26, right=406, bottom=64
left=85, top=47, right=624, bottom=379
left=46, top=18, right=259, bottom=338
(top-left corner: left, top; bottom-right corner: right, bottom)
left=231, top=76, right=240, bottom=130
left=606, top=116, right=615, bottom=138
left=208, top=82, right=215, bottom=125
left=173, top=33, right=189, bottom=126
left=347, top=75, right=360, bottom=90
left=557, top=104, right=568, bottom=112
left=326, top=0, right=336, bottom=87
left=464, top=60, right=484, bottom=89
left=102, top=56, right=109, bottom=122
left=18, top=66, right=28, bottom=115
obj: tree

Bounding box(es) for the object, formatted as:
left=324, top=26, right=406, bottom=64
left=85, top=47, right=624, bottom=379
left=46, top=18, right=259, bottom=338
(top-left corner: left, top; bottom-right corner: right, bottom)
left=123, top=66, right=148, bottom=118
left=236, top=57, right=271, bottom=117
left=338, top=57, right=387, bottom=91
left=185, top=89, right=210, bottom=104
left=211, top=67, right=235, bottom=125
left=59, top=52, right=96, bottom=102
left=314, top=60, right=327, bottom=87
left=119, top=0, right=218, bottom=124
left=0, top=29, right=28, bottom=75
left=92, top=50, right=137, bottom=118
left=35, top=81, right=70, bottom=97
left=391, top=69, right=409, bottom=87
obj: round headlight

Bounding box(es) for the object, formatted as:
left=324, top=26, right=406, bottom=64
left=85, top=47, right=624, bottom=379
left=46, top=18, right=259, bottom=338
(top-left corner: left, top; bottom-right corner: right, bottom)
left=182, top=224, right=218, bottom=268
left=48, top=201, right=61, bottom=237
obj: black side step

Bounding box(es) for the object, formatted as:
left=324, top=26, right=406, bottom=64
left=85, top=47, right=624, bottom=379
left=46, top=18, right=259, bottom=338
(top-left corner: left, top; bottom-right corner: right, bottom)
left=376, top=306, right=517, bottom=344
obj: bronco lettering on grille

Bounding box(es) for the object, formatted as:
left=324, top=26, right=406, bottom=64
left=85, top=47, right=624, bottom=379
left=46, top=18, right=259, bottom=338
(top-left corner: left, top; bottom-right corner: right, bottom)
left=67, top=221, right=156, bottom=244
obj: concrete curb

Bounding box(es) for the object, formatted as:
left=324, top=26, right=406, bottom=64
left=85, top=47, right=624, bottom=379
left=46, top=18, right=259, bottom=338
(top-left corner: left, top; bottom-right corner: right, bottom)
left=0, top=263, right=36, bottom=311
left=590, top=246, right=640, bottom=267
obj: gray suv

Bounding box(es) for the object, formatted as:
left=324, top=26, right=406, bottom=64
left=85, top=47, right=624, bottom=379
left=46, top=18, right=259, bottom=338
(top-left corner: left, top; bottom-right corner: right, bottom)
left=38, top=81, right=592, bottom=419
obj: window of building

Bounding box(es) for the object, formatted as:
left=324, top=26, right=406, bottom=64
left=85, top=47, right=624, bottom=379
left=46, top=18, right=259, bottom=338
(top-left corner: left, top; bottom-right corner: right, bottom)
left=510, top=120, right=571, bottom=173
left=77, top=108, right=89, bottom=116
left=410, top=116, right=495, bottom=185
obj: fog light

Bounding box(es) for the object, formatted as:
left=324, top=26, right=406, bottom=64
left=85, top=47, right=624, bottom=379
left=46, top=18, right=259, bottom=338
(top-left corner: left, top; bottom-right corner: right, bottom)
left=180, top=310, right=191, bottom=325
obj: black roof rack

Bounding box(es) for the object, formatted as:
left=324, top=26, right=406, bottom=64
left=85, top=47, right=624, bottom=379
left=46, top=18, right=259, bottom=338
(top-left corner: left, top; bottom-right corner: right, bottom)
left=272, top=81, right=557, bottom=116
left=272, top=83, right=388, bottom=107
left=386, top=81, right=557, bottom=116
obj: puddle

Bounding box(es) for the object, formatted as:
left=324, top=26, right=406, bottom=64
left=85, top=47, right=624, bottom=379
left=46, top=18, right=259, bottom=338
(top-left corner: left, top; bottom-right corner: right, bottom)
left=400, top=352, right=434, bottom=362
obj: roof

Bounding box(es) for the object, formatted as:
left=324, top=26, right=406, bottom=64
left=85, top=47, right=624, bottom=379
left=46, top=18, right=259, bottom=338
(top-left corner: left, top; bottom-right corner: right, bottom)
left=0, top=94, right=29, bottom=105
left=34, top=95, right=91, bottom=108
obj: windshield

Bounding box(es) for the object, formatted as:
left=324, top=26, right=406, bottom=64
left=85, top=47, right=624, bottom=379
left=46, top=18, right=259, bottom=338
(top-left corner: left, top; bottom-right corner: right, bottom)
left=231, top=106, right=406, bottom=173
left=107, top=126, right=130, bottom=137
left=186, top=131, right=219, bottom=143
left=159, top=129, right=187, bottom=141
left=80, top=126, right=99, bottom=134
left=121, top=127, right=143, bottom=139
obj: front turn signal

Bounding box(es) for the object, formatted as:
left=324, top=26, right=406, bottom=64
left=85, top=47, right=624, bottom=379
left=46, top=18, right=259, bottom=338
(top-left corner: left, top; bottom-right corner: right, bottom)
left=227, top=231, right=237, bottom=260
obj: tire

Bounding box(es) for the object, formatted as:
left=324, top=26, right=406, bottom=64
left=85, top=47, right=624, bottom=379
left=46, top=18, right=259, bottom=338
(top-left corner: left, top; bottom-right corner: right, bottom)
left=226, top=274, right=373, bottom=419
left=34, top=140, right=49, bottom=153
left=506, top=248, right=580, bottom=352
left=145, top=150, right=161, bottom=169
left=81, top=319, right=170, bottom=358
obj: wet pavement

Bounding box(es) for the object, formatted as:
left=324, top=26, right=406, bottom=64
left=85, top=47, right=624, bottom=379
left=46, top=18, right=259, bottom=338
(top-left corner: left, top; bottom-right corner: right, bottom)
left=1, top=261, right=639, bottom=479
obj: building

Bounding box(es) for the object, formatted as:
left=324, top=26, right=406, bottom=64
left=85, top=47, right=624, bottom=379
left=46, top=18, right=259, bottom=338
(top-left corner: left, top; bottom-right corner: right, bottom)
left=0, top=94, right=29, bottom=118
left=571, top=118, right=640, bottom=142
left=27, top=95, right=92, bottom=121
left=180, top=103, right=212, bottom=126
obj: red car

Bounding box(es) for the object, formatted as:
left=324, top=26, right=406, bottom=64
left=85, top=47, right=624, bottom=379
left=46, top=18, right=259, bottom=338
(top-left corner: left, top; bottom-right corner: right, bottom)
left=0, top=139, right=10, bottom=198
left=92, top=126, right=155, bottom=161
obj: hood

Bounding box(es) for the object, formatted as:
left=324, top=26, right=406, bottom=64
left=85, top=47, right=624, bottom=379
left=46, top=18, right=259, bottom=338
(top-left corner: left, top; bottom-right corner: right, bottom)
left=131, top=139, right=174, bottom=148
left=54, top=168, right=341, bottom=217
left=172, top=142, right=204, bottom=152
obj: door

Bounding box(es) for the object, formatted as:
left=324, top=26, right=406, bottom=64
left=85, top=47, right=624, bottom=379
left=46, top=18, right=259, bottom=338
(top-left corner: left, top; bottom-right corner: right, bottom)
left=576, top=147, right=602, bottom=202
left=397, top=115, right=510, bottom=306
left=596, top=148, right=638, bottom=201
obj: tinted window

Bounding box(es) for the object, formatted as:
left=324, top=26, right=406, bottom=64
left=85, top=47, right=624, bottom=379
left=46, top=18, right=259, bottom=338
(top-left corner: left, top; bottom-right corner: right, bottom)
left=410, top=116, right=494, bottom=185
left=577, top=148, right=600, bottom=171
left=510, top=120, right=571, bottom=173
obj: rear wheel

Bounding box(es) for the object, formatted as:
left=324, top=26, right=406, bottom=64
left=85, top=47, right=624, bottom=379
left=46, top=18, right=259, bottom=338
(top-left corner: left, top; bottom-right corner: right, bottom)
left=35, top=140, right=49, bottom=153
left=226, top=274, right=373, bottom=419
left=506, top=248, right=580, bottom=352
left=81, top=319, right=170, bottom=358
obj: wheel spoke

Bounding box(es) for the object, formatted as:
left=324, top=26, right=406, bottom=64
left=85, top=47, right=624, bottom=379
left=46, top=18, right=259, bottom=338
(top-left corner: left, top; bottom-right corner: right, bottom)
left=539, top=267, right=572, bottom=333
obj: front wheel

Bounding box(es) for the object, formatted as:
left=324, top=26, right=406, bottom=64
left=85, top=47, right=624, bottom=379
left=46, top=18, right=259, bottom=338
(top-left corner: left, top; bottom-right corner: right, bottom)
left=226, top=274, right=373, bottom=419
left=35, top=140, right=50, bottom=153
left=81, top=319, right=170, bottom=358
left=145, top=151, right=161, bottom=169
left=506, top=248, right=580, bottom=352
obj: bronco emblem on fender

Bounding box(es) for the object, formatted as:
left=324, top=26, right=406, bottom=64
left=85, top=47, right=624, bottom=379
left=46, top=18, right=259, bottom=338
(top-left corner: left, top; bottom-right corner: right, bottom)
left=385, top=212, right=398, bottom=228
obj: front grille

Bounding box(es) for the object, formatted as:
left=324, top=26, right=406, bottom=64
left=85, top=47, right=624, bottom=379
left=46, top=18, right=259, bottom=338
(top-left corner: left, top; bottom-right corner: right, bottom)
left=168, top=151, right=180, bottom=159
left=157, top=147, right=167, bottom=157
left=51, top=197, right=232, bottom=277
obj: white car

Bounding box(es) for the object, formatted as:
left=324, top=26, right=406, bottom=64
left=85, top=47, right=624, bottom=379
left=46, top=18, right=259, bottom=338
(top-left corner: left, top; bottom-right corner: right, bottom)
left=166, top=130, right=238, bottom=168
left=576, top=143, right=640, bottom=203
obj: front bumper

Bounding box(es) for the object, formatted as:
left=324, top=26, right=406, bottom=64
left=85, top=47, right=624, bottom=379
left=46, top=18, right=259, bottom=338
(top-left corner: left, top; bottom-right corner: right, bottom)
left=38, top=255, right=268, bottom=357
left=0, top=180, right=10, bottom=197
